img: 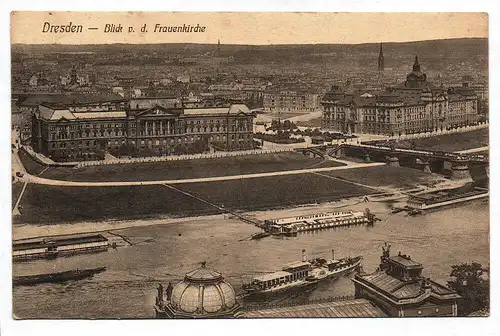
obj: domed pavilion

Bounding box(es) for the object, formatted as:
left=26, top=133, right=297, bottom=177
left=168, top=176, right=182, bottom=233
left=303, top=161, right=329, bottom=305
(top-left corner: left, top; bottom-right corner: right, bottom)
left=154, top=262, right=241, bottom=318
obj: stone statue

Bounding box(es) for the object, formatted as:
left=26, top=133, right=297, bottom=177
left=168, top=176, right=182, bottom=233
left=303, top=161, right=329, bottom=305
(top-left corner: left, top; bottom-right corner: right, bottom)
left=382, top=242, right=391, bottom=259
left=157, top=283, right=164, bottom=304
left=166, top=282, right=174, bottom=301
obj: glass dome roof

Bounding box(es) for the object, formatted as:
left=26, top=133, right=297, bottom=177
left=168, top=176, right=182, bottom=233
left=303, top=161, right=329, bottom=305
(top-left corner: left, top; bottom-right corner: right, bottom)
left=169, top=262, right=237, bottom=316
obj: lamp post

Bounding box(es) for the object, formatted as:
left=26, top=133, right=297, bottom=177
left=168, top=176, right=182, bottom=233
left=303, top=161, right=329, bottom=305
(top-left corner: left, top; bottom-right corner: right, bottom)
left=226, top=108, right=230, bottom=151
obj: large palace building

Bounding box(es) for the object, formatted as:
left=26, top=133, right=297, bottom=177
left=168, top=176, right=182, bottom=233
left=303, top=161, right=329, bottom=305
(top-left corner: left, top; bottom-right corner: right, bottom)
left=321, top=56, right=478, bottom=135
left=31, top=97, right=255, bottom=161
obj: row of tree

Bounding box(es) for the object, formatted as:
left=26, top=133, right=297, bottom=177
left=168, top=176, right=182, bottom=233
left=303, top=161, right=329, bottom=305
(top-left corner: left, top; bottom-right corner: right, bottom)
left=266, top=119, right=298, bottom=131
left=108, top=140, right=210, bottom=158
left=254, top=131, right=305, bottom=144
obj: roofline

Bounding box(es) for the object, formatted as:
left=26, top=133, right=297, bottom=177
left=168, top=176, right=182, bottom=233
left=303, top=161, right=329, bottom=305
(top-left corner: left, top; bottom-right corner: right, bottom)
left=130, top=96, right=179, bottom=100
left=352, top=275, right=460, bottom=304
left=388, top=258, right=423, bottom=269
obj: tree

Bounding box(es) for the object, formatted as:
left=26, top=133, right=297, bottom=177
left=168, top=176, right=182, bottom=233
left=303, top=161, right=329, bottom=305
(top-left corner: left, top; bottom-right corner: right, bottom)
left=192, top=139, right=207, bottom=154
left=95, top=150, right=105, bottom=161
left=118, top=143, right=129, bottom=157
left=137, top=147, right=154, bottom=158
left=447, top=262, right=489, bottom=316
left=173, top=144, right=188, bottom=155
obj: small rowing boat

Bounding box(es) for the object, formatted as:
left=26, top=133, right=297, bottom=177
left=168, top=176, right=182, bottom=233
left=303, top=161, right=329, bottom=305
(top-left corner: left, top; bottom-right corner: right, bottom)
left=13, top=267, right=106, bottom=286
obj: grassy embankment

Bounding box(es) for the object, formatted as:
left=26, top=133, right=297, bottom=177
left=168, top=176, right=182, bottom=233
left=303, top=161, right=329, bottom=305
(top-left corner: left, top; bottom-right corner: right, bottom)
left=19, top=151, right=344, bottom=182
left=412, top=128, right=488, bottom=152
left=15, top=173, right=375, bottom=224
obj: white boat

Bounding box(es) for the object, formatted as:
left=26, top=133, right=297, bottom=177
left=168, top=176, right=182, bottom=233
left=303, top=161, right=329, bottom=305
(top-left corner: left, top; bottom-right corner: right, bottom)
left=306, top=256, right=363, bottom=282
left=242, top=249, right=362, bottom=297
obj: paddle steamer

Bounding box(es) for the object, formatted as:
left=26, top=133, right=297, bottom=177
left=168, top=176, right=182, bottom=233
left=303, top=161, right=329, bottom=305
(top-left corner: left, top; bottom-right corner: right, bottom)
left=242, top=249, right=362, bottom=297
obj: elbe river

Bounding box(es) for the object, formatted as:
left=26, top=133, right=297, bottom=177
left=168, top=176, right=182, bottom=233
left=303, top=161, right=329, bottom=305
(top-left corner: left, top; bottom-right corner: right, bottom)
left=13, top=200, right=489, bottom=319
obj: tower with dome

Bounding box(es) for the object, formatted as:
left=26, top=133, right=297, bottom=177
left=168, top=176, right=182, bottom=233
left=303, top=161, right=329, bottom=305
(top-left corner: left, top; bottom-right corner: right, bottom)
left=321, top=54, right=478, bottom=135
left=154, top=262, right=241, bottom=318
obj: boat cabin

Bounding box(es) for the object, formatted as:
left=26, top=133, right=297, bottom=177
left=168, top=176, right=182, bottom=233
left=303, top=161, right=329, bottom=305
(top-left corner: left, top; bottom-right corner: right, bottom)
left=320, top=259, right=341, bottom=271
left=265, top=211, right=355, bottom=227
left=264, top=211, right=367, bottom=233
left=268, top=224, right=297, bottom=235
left=282, top=261, right=311, bottom=279
left=251, top=271, right=294, bottom=290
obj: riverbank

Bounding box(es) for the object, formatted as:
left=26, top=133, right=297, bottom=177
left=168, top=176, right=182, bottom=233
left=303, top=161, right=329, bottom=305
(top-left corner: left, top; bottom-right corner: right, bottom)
left=12, top=195, right=385, bottom=240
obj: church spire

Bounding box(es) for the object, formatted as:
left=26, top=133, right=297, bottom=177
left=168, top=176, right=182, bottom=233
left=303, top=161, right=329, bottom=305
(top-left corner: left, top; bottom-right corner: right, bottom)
left=413, top=55, right=420, bottom=72
left=377, top=43, right=384, bottom=72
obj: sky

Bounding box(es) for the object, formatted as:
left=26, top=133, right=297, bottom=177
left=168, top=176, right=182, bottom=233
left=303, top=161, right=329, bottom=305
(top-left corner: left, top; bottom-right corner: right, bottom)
left=10, top=12, right=488, bottom=45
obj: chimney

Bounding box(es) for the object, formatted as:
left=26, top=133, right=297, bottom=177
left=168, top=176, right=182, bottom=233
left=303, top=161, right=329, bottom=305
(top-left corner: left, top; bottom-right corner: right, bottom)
left=332, top=249, right=335, bottom=260
left=302, top=249, right=306, bottom=262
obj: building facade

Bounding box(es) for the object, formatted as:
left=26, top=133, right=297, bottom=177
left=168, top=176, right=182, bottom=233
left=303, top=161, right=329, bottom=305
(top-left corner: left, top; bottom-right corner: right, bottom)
left=263, top=91, right=321, bottom=113
left=321, top=56, right=478, bottom=135
left=352, top=244, right=461, bottom=317
left=31, top=100, right=255, bottom=161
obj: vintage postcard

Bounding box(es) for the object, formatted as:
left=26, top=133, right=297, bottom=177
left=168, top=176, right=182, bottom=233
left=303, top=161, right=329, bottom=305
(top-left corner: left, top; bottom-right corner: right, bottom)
left=10, top=12, right=489, bottom=319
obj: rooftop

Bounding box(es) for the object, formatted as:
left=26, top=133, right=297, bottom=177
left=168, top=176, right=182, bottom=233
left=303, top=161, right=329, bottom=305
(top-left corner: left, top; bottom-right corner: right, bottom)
left=183, top=104, right=251, bottom=116
left=185, top=265, right=223, bottom=283
left=360, top=272, right=406, bottom=295
left=17, top=93, right=126, bottom=107
left=39, top=105, right=128, bottom=121
left=389, top=255, right=423, bottom=268
left=13, top=234, right=108, bottom=251
left=72, top=111, right=127, bottom=119
left=282, top=261, right=311, bottom=270
left=355, top=272, right=454, bottom=301
left=253, top=271, right=292, bottom=282
left=242, top=298, right=386, bottom=318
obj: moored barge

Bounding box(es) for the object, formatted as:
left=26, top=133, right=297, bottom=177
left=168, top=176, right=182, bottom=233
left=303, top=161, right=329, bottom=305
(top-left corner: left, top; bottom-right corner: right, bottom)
left=262, top=209, right=375, bottom=236
left=13, top=233, right=109, bottom=262
left=407, top=185, right=488, bottom=210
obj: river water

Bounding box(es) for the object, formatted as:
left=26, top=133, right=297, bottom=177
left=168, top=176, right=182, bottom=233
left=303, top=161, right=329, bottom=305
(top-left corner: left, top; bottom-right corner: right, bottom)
left=12, top=199, right=489, bottom=319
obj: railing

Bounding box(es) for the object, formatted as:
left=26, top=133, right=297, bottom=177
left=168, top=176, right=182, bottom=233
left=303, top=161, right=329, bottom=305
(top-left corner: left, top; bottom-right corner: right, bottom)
left=21, top=146, right=77, bottom=168
left=243, top=294, right=356, bottom=311
left=75, top=148, right=294, bottom=168
left=334, top=143, right=487, bottom=162
left=392, top=122, right=488, bottom=141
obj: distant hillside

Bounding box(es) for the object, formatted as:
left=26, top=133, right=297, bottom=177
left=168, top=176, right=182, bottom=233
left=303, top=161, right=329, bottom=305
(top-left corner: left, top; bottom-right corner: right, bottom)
left=11, top=38, right=488, bottom=72
left=11, top=37, right=488, bottom=56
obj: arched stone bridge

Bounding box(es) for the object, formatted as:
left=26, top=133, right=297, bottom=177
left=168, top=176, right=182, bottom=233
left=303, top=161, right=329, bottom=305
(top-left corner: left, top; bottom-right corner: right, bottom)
left=295, top=147, right=325, bottom=159
left=300, top=143, right=488, bottom=181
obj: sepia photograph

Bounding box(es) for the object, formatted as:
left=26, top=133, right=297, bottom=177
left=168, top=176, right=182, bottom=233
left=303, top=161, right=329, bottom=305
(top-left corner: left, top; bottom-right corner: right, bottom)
left=8, top=11, right=490, bottom=320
